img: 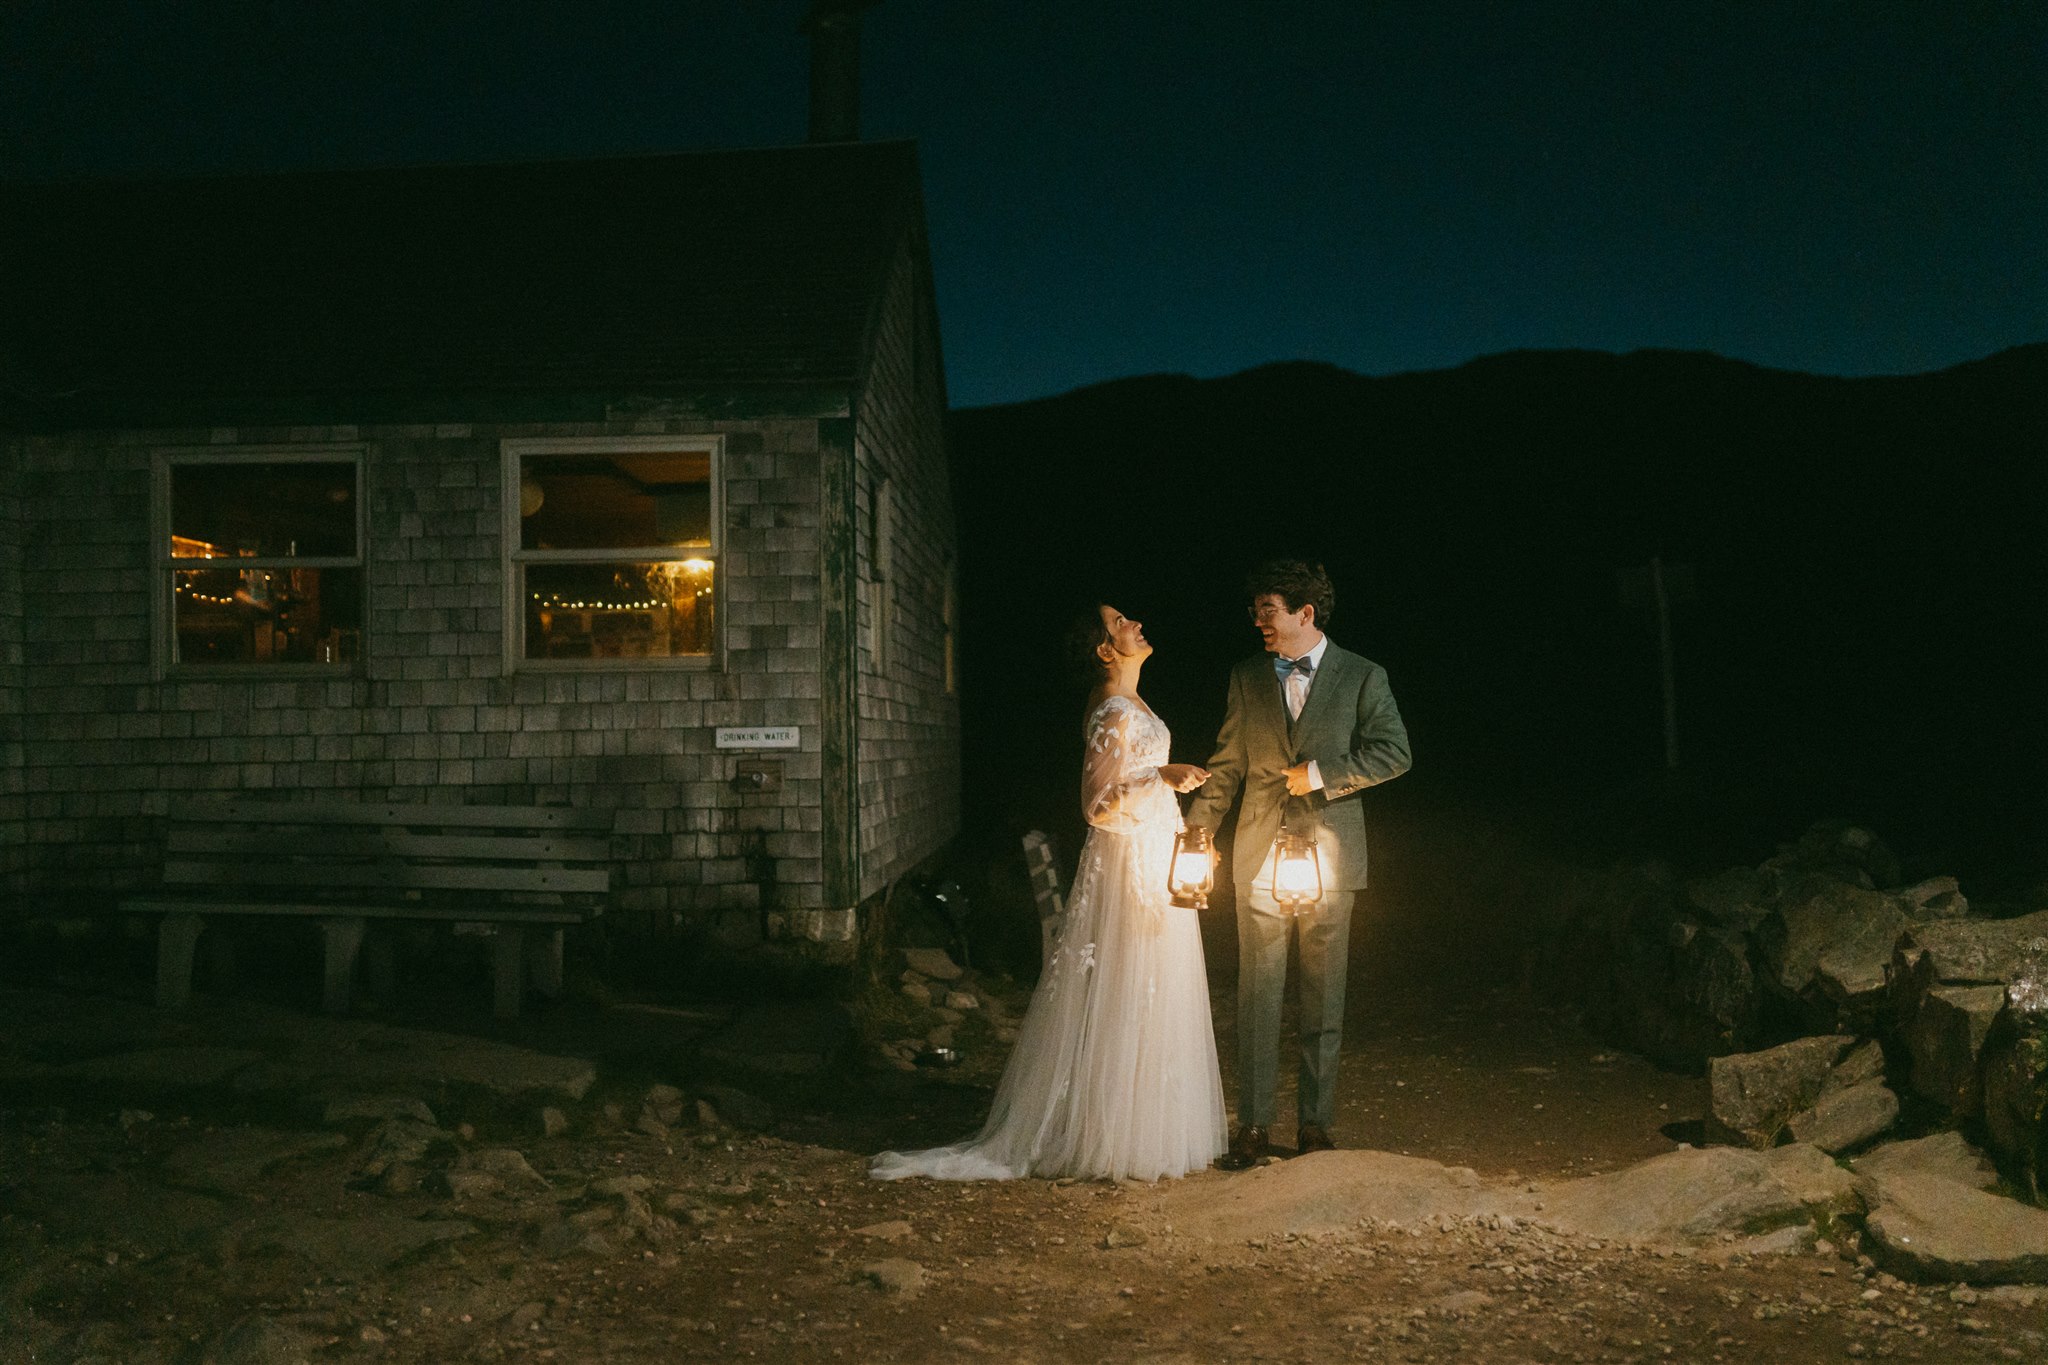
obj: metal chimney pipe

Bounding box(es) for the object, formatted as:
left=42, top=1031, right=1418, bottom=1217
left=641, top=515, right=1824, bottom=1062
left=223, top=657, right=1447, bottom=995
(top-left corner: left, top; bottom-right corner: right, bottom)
left=803, top=0, right=874, bottom=143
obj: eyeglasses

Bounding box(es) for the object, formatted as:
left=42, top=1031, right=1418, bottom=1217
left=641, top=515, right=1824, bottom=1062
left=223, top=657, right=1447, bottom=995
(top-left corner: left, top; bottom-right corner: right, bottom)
left=1248, top=603, right=1293, bottom=622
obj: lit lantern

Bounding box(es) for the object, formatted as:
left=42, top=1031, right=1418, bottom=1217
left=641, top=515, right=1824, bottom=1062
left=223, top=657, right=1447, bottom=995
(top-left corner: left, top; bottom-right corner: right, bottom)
left=1168, top=825, right=1215, bottom=909
left=1270, top=829, right=1323, bottom=909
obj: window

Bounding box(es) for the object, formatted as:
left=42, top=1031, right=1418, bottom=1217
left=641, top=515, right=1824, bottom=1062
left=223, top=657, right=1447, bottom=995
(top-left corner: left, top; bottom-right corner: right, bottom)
left=156, top=448, right=364, bottom=670
left=505, top=436, right=721, bottom=664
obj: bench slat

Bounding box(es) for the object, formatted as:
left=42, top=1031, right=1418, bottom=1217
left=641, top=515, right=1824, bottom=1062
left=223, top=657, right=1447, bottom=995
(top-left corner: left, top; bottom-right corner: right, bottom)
left=123, top=898, right=593, bottom=924
left=162, top=859, right=611, bottom=895
left=182, top=798, right=616, bottom=832
left=166, top=827, right=612, bottom=864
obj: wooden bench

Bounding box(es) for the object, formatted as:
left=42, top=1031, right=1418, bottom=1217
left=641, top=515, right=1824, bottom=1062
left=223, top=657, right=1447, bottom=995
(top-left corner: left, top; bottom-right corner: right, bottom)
left=120, top=799, right=615, bottom=1020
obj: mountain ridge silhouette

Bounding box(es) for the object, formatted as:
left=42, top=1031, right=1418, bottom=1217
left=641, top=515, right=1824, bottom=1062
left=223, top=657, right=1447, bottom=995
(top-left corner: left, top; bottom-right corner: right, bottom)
left=946, top=343, right=2047, bottom=893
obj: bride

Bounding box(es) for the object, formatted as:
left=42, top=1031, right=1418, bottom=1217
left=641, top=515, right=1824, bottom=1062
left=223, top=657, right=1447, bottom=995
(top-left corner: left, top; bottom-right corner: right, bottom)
left=871, top=603, right=1228, bottom=1182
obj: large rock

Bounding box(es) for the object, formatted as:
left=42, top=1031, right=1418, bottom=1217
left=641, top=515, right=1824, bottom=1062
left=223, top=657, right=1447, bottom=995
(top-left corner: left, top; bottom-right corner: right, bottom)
left=1683, top=866, right=1773, bottom=934
left=1764, top=820, right=1900, bottom=892
left=1980, top=1004, right=2048, bottom=1197
left=1906, top=984, right=2006, bottom=1116
left=1533, top=1144, right=1855, bottom=1246
left=1895, top=876, right=1969, bottom=921
left=1892, top=910, right=2048, bottom=1005
left=1786, top=1079, right=1898, bottom=1154
left=1851, top=1132, right=2001, bottom=1191
left=902, top=947, right=964, bottom=981
left=1860, top=1170, right=2048, bottom=1284
left=1761, top=882, right=1910, bottom=1016
left=1156, top=1150, right=1498, bottom=1241
left=1707, top=1034, right=1857, bottom=1147
left=1672, top=922, right=1761, bottom=1045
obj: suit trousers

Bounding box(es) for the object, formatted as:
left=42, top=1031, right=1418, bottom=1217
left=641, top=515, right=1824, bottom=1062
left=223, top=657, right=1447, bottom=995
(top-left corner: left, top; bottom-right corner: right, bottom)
left=1234, top=883, right=1355, bottom=1129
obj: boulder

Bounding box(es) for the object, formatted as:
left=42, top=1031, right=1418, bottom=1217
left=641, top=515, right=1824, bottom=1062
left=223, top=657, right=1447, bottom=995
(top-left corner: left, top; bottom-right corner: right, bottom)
left=1760, top=881, right=1909, bottom=1018
left=1764, top=820, right=1900, bottom=892
left=902, top=947, right=964, bottom=981
left=1707, top=1035, right=1858, bottom=1148
left=1683, top=866, right=1773, bottom=934
left=1785, top=1079, right=1898, bottom=1154
left=1891, top=910, right=2048, bottom=1004
left=1860, top=1170, right=2048, bottom=1284
left=1850, top=1132, right=2001, bottom=1191
left=860, top=1258, right=928, bottom=1295
left=1155, top=1149, right=1497, bottom=1241
left=1827, top=1038, right=1888, bottom=1091
left=1672, top=922, right=1761, bottom=1044
left=1906, top=984, right=2006, bottom=1116
left=699, top=1084, right=773, bottom=1132
left=1895, top=875, right=1969, bottom=921
left=1534, top=1144, right=1854, bottom=1246
left=1980, top=1005, right=2048, bottom=1197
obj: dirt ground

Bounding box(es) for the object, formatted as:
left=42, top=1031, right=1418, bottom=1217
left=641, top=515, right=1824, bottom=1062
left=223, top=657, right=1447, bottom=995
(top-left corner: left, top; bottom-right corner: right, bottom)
left=4, top=907, right=2047, bottom=1365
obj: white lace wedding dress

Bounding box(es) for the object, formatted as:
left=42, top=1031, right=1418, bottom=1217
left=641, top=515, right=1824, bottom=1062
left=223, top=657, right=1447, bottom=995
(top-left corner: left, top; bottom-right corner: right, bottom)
left=871, top=695, right=1227, bottom=1182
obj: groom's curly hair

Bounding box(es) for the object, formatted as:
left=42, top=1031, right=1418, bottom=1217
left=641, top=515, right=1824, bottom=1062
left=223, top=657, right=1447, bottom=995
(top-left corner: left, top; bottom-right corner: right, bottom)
left=1247, top=559, right=1335, bottom=627
left=1064, top=603, right=1115, bottom=690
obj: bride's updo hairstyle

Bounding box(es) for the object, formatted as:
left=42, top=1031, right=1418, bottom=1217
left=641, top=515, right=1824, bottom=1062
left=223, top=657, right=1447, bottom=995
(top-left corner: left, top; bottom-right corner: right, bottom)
left=1064, top=603, right=1116, bottom=690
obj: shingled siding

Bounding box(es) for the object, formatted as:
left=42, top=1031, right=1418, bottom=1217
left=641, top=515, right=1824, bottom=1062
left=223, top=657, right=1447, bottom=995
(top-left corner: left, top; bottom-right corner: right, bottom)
left=0, top=439, right=25, bottom=887
left=3, top=418, right=834, bottom=951
left=851, top=238, right=960, bottom=901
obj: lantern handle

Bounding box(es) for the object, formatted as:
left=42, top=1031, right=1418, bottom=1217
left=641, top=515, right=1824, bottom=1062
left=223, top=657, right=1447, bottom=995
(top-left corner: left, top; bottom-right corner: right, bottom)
left=1279, top=792, right=1317, bottom=838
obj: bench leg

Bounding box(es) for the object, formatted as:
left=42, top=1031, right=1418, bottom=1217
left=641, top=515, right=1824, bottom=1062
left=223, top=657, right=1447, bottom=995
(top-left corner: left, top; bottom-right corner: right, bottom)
left=320, top=916, right=367, bottom=1016
left=493, top=925, right=527, bottom=1021
left=156, top=913, right=206, bottom=1008
left=526, top=927, right=565, bottom=998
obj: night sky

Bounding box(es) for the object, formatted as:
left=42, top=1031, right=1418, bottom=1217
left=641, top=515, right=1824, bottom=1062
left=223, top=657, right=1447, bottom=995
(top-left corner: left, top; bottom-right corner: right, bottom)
left=4, top=1, right=2042, bottom=407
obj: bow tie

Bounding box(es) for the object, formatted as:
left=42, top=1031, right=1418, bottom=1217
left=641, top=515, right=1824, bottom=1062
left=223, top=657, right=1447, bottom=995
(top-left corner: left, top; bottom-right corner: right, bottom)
left=1277, top=655, right=1315, bottom=677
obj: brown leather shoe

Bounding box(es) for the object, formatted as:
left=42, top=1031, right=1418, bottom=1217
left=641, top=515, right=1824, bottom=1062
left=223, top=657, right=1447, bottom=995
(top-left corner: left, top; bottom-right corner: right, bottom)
left=1296, top=1123, right=1336, bottom=1154
left=1217, top=1124, right=1269, bottom=1171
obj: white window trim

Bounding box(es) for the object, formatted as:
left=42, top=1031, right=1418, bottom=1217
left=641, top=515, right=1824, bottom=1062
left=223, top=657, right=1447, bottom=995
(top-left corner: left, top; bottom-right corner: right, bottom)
left=150, top=443, right=367, bottom=680
left=501, top=434, right=725, bottom=671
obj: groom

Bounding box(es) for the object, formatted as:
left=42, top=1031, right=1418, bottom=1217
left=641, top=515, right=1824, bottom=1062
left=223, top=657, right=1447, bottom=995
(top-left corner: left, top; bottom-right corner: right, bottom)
left=1185, top=559, right=1411, bottom=1169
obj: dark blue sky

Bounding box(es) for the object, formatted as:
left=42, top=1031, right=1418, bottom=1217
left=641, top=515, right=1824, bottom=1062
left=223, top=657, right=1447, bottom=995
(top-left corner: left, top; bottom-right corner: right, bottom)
left=5, top=1, right=2042, bottom=407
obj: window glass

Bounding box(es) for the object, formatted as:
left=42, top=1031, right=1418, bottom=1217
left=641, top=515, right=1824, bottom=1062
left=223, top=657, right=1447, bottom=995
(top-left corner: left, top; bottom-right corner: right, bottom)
left=162, top=457, right=362, bottom=669
left=511, top=442, right=720, bottom=663
left=171, top=462, right=356, bottom=558
left=518, top=451, right=712, bottom=551
left=173, top=567, right=363, bottom=665
left=523, top=559, right=715, bottom=660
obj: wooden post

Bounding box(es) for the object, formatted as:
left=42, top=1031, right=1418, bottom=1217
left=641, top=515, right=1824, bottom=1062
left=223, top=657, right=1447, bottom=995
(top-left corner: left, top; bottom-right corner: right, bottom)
left=493, top=925, right=527, bottom=1020
left=320, top=916, right=367, bottom=1015
left=155, top=913, right=206, bottom=1008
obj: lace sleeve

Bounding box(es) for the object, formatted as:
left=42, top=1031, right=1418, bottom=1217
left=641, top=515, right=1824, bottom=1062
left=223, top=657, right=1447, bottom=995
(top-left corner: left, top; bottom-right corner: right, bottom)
left=1081, top=699, right=1163, bottom=832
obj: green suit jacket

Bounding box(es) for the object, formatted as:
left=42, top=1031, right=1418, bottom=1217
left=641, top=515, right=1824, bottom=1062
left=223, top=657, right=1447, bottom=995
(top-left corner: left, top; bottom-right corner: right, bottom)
left=1185, top=642, right=1411, bottom=891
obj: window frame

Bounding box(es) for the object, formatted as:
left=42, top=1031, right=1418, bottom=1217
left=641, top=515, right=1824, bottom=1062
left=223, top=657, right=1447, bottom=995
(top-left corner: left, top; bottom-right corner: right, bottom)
left=150, top=443, right=368, bottom=679
left=501, top=434, right=725, bottom=672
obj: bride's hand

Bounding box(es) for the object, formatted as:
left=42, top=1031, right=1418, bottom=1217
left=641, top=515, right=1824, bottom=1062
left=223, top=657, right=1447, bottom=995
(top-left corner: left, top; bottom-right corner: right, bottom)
left=1159, top=764, right=1209, bottom=793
